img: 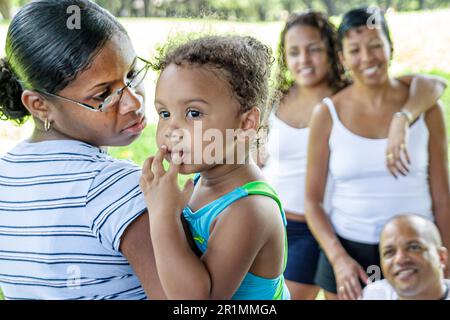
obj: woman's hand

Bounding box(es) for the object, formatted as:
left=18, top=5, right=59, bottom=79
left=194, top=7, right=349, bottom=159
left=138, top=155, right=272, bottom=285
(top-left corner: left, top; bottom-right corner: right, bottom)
left=332, top=253, right=369, bottom=300
left=386, top=74, right=447, bottom=177
left=140, top=145, right=194, bottom=219
left=386, top=115, right=411, bottom=178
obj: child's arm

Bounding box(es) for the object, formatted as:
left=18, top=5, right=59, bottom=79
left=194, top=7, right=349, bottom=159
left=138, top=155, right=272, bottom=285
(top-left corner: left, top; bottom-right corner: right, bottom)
left=386, top=74, right=447, bottom=177
left=140, top=147, right=275, bottom=299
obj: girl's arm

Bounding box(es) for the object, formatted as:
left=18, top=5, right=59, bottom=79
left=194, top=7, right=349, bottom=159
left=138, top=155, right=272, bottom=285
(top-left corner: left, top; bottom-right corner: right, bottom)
left=305, top=102, right=368, bottom=300
left=140, top=147, right=274, bottom=299
left=386, top=75, right=447, bottom=177
left=425, top=102, right=450, bottom=277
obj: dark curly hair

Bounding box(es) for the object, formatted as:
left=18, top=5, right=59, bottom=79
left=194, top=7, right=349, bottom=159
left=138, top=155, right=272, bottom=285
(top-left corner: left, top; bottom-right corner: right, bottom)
left=0, top=0, right=128, bottom=125
left=0, top=58, right=24, bottom=123
left=273, top=11, right=348, bottom=101
left=152, top=35, right=273, bottom=120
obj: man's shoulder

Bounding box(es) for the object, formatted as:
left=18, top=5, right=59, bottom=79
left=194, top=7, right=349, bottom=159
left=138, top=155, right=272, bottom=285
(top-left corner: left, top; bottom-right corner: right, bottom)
left=362, top=279, right=397, bottom=300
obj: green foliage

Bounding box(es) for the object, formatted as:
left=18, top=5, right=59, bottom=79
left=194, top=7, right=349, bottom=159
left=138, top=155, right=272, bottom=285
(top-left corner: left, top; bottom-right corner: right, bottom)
left=4, top=0, right=450, bottom=22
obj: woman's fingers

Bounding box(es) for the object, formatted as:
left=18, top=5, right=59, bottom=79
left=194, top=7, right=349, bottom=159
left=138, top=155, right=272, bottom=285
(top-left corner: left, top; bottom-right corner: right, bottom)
left=347, top=277, right=361, bottom=300
left=394, top=145, right=410, bottom=176
left=152, top=146, right=167, bottom=177
left=337, top=283, right=348, bottom=300
left=386, top=151, right=398, bottom=178
left=387, top=143, right=411, bottom=178
left=392, top=145, right=405, bottom=176
left=400, top=143, right=411, bottom=165
left=358, top=265, right=370, bottom=286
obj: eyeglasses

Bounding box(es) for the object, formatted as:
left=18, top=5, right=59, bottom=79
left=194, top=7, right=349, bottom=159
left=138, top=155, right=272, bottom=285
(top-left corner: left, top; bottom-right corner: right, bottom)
left=36, top=56, right=152, bottom=112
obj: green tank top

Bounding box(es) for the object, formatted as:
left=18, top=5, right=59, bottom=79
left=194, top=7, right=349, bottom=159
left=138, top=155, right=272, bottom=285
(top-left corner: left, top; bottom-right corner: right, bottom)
left=182, top=176, right=290, bottom=300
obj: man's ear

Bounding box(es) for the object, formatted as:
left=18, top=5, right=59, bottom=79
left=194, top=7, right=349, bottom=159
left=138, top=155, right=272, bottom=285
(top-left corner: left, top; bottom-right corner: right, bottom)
left=240, top=106, right=260, bottom=132
left=438, top=247, right=448, bottom=270
left=21, top=90, right=51, bottom=122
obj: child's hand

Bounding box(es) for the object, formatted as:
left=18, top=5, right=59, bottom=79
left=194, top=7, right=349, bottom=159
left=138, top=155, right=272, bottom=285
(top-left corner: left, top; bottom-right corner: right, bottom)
left=140, top=145, right=194, bottom=219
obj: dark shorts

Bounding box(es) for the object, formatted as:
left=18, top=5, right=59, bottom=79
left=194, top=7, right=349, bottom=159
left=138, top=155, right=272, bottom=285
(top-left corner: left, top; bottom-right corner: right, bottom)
left=314, top=236, right=381, bottom=294
left=283, top=220, right=320, bottom=285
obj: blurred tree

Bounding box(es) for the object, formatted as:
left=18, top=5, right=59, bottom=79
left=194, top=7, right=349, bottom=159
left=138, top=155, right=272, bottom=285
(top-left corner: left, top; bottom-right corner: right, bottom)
left=302, top=0, right=314, bottom=9
left=143, top=0, right=150, bottom=16
left=4, top=0, right=450, bottom=21
left=418, top=0, right=425, bottom=9
left=321, top=0, right=336, bottom=15
left=0, top=0, right=11, bottom=19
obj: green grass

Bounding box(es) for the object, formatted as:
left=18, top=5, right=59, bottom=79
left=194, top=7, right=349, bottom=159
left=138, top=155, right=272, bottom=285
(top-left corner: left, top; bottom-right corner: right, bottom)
left=108, top=124, right=193, bottom=187
left=108, top=124, right=158, bottom=166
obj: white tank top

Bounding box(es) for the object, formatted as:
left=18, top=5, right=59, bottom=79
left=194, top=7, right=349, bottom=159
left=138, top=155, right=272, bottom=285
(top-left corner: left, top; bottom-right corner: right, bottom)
left=262, top=112, right=332, bottom=215
left=262, top=113, right=309, bottom=214
left=323, top=97, right=433, bottom=244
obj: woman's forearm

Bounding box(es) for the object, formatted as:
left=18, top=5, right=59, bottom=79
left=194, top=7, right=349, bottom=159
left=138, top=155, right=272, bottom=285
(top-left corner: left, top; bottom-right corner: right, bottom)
left=305, top=201, right=347, bottom=264
left=402, top=75, right=447, bottom=121
left=150, top=216, right=212, bottom=299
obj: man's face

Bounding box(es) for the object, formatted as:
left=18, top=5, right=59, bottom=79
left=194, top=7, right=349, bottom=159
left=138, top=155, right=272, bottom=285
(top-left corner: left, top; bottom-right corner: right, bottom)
left=380, top=220, right=447, bottom=299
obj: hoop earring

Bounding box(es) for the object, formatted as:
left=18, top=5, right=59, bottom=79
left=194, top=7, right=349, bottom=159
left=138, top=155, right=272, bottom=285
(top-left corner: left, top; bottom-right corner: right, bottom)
left=44, top=119, right=51, bottom=132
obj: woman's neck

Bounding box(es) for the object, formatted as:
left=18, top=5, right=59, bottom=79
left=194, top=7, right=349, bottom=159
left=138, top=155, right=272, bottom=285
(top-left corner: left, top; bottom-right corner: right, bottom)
left=292, top=82, right=334, bottom=106
left=28, top=128, right=72, bottom=143
left=352, top=78, right=396, bottom=110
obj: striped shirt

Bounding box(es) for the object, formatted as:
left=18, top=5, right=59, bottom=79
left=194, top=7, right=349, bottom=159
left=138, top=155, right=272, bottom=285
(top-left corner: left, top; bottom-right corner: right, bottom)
left=0, top=140, right=147, bottom=300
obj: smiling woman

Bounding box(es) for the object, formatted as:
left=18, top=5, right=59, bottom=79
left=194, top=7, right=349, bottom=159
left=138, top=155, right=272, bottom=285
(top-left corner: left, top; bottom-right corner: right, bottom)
left=305, top=6, right=450, bottom=301
left=0, top=0, right=167, bottom=300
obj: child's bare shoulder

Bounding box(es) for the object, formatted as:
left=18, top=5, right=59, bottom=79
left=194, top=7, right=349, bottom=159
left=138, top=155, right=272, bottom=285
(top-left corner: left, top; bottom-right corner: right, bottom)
left=218, top=194, right=282, bottom=229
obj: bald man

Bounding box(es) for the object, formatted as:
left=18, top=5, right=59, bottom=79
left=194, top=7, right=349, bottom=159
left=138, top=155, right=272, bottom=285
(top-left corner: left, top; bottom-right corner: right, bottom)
left=362, top=214, right=449, bottom=300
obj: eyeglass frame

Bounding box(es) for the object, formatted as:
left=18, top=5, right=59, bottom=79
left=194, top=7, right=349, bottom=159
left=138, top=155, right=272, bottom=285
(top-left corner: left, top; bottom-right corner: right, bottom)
left=34, top=56, right=152, bottom=112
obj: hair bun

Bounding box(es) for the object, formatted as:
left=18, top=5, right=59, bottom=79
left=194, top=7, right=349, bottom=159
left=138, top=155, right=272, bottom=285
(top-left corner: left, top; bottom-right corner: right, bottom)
left=0, top=57, right=29, bottom=123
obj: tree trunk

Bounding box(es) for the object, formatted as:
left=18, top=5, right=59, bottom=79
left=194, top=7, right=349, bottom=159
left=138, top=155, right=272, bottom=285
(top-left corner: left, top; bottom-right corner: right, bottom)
left=418, top=0, right=425, bottom=10
left=383, top=0, right=393, bottom=9
left=118, top=0, right=128, bottom=17
left=108, top=0, right=115, bottom=13
left=321, top=0, right=337, bottom=16
left=281, top=0, right=294, bottom=12
left=396, top=0, right=407, bottom=10
left=0, top=0, right=11, bottom=20
left=143, top=0, right=150, bottom=17
left=257, top=3, right=267, bottom=21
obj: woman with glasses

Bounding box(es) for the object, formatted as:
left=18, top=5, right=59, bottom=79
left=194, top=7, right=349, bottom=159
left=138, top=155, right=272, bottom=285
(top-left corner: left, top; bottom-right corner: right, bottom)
left=0, top=0, right=164, bottom=300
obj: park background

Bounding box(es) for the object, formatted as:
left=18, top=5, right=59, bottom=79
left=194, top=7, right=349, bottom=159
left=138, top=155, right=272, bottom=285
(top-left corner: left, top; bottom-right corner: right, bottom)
left=1, top=0, right=450, bottom=300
